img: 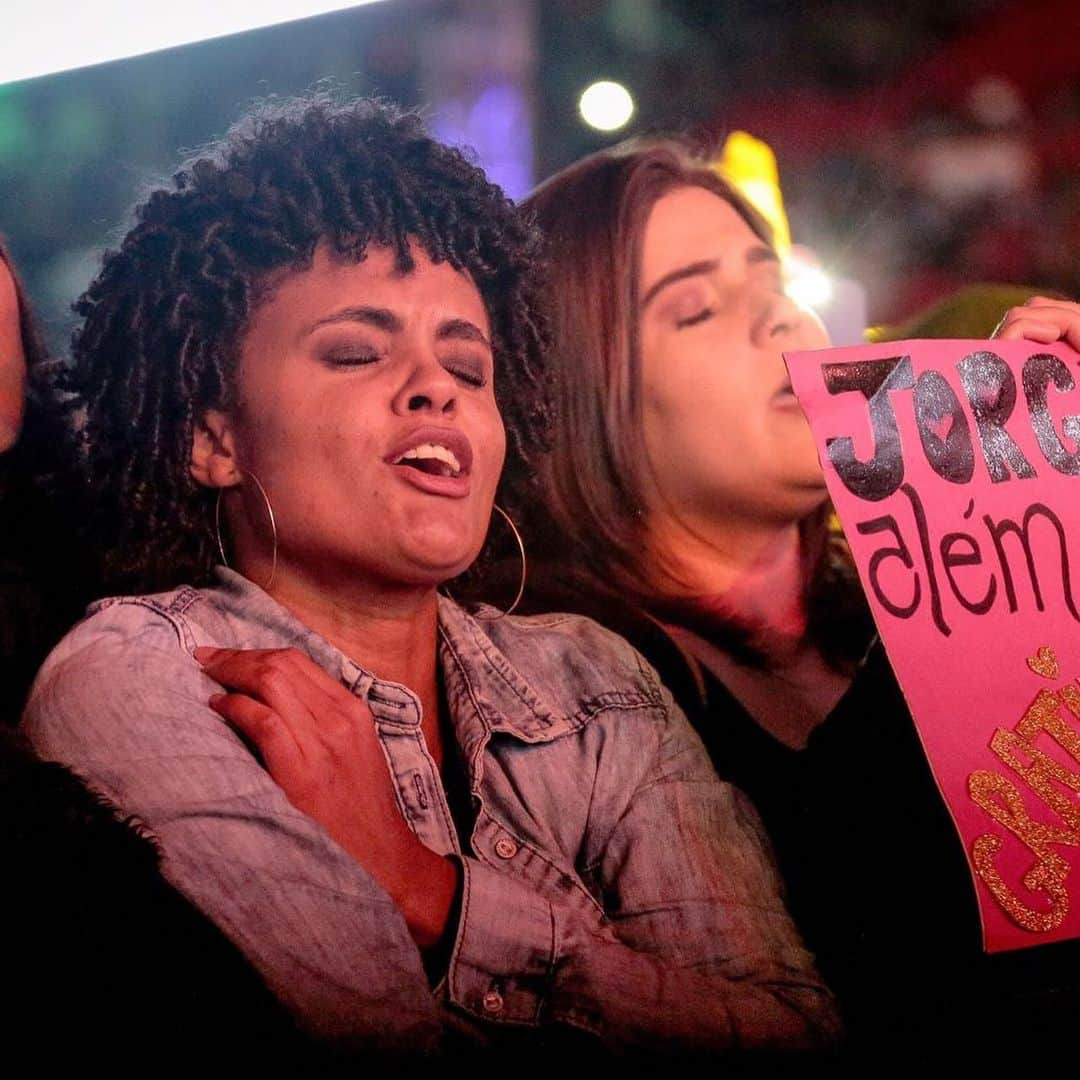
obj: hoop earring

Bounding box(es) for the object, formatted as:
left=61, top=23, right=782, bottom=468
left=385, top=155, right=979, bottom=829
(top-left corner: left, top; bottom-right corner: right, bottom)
left=473, top=503, right=527, bottom=621
left=214, top=469, right=278, bottom=591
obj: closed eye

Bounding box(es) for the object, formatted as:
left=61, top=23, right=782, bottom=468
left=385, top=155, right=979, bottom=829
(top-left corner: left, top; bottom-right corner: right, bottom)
left=442, top=359, right=488, bottom=388
left=675, top=307, right=715, bottom=329
left=322, top=350, right=380, bottom=368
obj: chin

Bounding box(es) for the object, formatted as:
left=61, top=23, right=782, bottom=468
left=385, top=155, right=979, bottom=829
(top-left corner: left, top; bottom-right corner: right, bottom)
left=788, top=483, right=830, bottom=520
left=399, top=537, right=483, bottom=587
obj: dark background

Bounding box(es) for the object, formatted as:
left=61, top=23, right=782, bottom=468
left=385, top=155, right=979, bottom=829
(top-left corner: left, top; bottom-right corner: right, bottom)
left=1, top=0, right=1076, bottom=351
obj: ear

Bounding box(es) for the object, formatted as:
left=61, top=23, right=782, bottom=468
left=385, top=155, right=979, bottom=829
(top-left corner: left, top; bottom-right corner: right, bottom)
left=190, top=409, right=242, bottom=489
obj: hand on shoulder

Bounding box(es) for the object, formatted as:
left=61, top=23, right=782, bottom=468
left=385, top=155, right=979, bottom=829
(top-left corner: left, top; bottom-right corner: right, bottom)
left=195, top=645, right=460, bottom=950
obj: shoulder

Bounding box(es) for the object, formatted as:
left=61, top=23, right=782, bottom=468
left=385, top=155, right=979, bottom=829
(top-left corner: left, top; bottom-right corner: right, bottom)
left=21, top=584, right=229, bottom=763
left=32, top=581, right=237, bottom=670
left=466, top=605, right=668, bottom=703
left=498, top=562, right=707, bottom=720
left=478, top=611, right=749, bottom=816
left=442, top=601, right=712, bottom=769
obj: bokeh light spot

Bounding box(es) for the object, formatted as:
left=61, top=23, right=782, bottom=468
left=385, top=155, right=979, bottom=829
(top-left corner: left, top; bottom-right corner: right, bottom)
left=578, top=80, right=634, bottom=132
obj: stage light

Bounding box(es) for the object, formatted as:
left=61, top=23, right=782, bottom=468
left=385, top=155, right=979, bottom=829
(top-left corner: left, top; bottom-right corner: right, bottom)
left=785, top=258, right=834, bottom=311
left=578, top=81, right=634, bottom=132
left=713, top=131, right=791, bottom=257
left=2, top=1, right=387, bottom=86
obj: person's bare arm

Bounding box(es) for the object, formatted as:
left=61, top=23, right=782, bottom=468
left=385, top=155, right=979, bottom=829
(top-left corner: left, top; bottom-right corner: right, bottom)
left=0, top=258, right=26, bottom=452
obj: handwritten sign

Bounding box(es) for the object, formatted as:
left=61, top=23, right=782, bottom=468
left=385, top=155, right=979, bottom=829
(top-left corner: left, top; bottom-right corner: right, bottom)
left=786, top=339, right=1080, bottom=953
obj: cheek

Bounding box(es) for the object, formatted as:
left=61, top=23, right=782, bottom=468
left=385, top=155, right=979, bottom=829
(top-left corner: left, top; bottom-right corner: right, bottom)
left=801, top=308, right=830, bottom=349
left=642, top=353, right=734, bottom=443
left=241, top=400, right=363, bottom=505
left=474, top=401, right=506, bottom=486
left=491, top=420, right=507, bottom=479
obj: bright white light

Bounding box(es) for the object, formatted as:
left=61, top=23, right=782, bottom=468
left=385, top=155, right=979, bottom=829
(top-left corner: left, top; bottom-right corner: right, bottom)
left=578, top=81, right=634, bottom=132
left=785, top=263, right=834, bottom=311
left=2, top=1, right=387, bottom=86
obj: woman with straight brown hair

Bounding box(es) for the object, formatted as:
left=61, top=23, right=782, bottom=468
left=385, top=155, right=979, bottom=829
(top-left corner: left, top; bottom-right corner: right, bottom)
left=511, top=137, right=1080, bottom=1059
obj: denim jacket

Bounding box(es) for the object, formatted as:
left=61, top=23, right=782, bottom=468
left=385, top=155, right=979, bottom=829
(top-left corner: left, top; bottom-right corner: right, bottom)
left=23, top=568, right=838, bottom=1054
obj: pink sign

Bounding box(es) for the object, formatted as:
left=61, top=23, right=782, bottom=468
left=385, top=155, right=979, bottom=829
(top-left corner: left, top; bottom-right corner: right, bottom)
left=786, top=339, right=1080, bottom=953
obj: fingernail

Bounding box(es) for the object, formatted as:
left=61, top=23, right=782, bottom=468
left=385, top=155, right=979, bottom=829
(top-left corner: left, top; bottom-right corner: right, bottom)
left=208, top=693, right=225, bottom=709
left=193, top=646, right=217, bottom=663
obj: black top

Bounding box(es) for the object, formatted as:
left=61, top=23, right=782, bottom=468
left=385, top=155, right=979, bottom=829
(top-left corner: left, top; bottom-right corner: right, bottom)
left=697, top=642, right=1080, bottom=1056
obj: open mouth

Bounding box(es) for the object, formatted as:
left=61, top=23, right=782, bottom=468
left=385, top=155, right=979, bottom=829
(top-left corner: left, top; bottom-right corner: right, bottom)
left=384, top=427, right=474, bottom=492
left=393, top=442, right=464, bottom=478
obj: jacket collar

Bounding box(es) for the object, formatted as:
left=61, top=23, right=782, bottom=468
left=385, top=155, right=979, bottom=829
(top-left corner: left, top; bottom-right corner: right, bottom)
left=208, top=567, right=592, bottom=744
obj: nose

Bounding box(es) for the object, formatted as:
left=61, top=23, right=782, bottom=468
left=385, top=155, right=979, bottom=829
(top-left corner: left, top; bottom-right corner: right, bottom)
left=752, top=291, right=827, bottom=349
left=391, top=350, right=458, bottom=417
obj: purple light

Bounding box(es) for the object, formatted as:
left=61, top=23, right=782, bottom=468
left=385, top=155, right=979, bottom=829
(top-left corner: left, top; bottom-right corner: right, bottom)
left=432, top=80, right=532, bottom=201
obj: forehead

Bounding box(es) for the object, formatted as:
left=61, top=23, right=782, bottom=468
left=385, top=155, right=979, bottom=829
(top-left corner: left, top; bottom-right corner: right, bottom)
left=253, top=240, right=491, bottom=334
left=640, top=186, right=762, bottom=283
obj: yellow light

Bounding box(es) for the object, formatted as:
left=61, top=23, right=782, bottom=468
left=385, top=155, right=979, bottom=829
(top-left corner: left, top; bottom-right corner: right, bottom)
left=713, top=130, right=791, bottom=256
left=578, top=81, right=634, bottom=133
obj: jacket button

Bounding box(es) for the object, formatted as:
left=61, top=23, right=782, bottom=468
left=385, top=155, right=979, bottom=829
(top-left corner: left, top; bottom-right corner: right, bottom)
left=482, top=988, right=504, bottom=1014
left=494, top=837, right=518, bottom=859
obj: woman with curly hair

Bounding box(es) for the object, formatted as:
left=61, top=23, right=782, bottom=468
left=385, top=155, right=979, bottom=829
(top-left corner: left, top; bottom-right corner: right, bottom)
left=21, top=98, right=837, bottom=1057
left=510, top=138, right=1080, bottom=1059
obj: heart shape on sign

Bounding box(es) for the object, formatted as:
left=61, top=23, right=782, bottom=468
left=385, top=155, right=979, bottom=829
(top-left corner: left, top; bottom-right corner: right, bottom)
left=1027, top=645, right=1060, bottom=680
left=926, top=412, right=955, bottom=444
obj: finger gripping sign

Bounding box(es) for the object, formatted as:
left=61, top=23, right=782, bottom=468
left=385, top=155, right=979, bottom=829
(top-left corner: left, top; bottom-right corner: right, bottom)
left=786, top=339, right=1080, bottom=952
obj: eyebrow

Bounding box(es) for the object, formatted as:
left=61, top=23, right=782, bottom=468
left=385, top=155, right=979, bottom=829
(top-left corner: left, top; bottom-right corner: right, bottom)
left=307, top=305, right=402, bottom=336
left=641, top=245, right=780, bottom=308
left=306, top=305, right=491, bottom=349
left=436, top=318, right=492, bottom=350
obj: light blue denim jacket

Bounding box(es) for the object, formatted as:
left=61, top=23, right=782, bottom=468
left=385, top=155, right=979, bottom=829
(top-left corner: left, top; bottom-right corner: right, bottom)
left=23, top=567, right=838, bottom=1054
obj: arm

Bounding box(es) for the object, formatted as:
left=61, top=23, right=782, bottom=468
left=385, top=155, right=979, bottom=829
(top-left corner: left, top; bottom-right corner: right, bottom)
left=444, top=685, right=841, bottom=1053
left=202, top=643, right=839, bottom=1053
left=0, top=256, right=26, bottom=452
left=21, top=610, right=440, bottom=1051
left=196, top=644, right=460, bottom=950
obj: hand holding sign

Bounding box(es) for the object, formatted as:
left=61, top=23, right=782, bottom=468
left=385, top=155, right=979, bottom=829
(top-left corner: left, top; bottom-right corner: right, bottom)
left=993, top=297, right=1080, bottom=350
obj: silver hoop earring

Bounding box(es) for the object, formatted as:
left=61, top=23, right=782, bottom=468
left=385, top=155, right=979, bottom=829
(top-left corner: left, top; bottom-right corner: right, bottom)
left=214, top=469, right=278, bottom=591
left=474, top=503, right=527, bottom=621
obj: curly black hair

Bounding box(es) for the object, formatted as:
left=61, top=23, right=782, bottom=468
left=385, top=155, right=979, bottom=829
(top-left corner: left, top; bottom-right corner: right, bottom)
left=70, top=94, right=550, bottom=593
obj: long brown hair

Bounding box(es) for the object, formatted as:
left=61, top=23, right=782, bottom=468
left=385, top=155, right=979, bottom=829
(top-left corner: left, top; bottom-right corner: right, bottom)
left=517, top=139, right=867, bottom=668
